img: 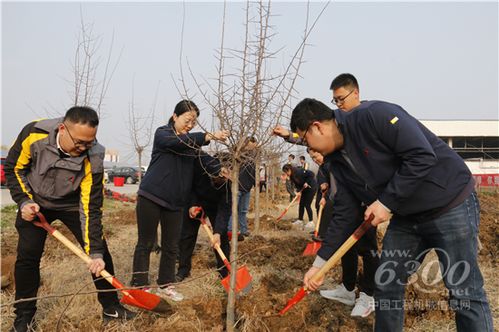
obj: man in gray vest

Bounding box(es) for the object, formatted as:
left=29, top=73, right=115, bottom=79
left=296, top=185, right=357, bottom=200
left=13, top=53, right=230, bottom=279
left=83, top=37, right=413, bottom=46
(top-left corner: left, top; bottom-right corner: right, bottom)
left=5, top=106, right=135, bottom=332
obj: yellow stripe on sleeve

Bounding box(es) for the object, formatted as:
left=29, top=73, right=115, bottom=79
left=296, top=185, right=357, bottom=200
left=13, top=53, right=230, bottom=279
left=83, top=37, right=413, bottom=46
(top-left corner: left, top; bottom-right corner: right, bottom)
left=14, top=133, right=49, bottom=199
left=80, top=159, right=93, bottom=254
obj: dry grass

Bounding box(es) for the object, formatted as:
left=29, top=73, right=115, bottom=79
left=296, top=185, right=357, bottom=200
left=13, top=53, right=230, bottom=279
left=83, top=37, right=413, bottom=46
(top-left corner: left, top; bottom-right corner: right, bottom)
left=1, top=193, right=498, bottom=331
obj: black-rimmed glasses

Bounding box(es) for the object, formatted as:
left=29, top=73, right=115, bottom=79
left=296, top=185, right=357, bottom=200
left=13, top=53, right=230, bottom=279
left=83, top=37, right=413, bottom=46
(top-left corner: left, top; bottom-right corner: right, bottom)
left=63, top=123, right=97, bottom=149
left=331, top=89, right=354, bottom=105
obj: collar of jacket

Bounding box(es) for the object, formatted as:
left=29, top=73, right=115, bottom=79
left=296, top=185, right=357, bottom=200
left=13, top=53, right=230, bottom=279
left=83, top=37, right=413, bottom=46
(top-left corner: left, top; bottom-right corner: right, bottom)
left=33, top=117, right=105, bottom=164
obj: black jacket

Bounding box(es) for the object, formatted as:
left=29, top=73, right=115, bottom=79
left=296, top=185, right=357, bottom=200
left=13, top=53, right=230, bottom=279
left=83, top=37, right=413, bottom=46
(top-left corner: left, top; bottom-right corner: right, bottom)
left=238, top=158, right=256, bottom=193
left=189, top=153, right=231, bottom=234
left=318, top=100, right=473, bottom=260
left=139, top=124, right=208, bottom=211
left=290, top=166, right=317, bottom=192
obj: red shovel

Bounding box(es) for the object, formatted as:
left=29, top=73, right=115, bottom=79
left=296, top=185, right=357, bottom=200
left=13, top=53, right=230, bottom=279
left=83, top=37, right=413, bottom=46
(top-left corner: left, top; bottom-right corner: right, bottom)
left=276, top=187, right=304, bottom=222
left=279, top=215, right=374, bottom=315
left=193, top=207, right=252, bottom=294
left=32, top=211, right=172, bottom=314
left=302, top=193, right=326, bottom=256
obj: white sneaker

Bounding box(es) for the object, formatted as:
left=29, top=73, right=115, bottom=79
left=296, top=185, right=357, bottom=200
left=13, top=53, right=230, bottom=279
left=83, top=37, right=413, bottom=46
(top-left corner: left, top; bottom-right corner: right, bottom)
left=350, top=292, right=374, bottom=317
left=319, top=283, right=355, bottom=306
left=292, top=219, right=304, bottom=226
left=150, top=286, right=184, bottom=302
left=304, top=221, right=315, bottom=231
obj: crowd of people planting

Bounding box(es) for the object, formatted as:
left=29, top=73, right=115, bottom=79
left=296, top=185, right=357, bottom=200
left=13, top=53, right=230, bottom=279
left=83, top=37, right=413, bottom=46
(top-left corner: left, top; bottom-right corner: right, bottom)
left=3, top=73, right=493, bottom=332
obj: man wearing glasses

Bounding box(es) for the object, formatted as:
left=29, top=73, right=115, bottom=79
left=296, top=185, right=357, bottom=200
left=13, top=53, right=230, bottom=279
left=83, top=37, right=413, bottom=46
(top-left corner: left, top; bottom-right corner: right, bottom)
left=330, top=73, right=361, bottom=111
left=294, top=98, right=493, bottom=332
left=314, top=73, right=379, bottom=317
left=5, top=106, right=135, bottom=332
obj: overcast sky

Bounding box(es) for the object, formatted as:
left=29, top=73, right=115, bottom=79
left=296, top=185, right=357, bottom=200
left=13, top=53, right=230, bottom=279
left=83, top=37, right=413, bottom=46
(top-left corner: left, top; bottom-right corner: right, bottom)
left=2, top=1, right=498, bottom=164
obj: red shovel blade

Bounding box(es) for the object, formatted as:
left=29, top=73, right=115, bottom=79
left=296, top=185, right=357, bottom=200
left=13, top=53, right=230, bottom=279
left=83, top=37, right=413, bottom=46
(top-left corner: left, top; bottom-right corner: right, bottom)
left=108, top=276, right=173, bottom=314
left=220, top=265, right=253, bottom=294
left=302, top=241, right=322, bottom=256
left=120, top=289, right=172, bottom=314
left=279, top=287, right=308, bottom=315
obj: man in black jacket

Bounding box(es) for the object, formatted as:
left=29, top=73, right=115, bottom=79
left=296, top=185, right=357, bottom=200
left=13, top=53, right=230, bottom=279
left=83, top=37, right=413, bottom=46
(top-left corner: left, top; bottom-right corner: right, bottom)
left=293, top=98, right=493, bottom=332
left=176, top=152, right=231, bottom=281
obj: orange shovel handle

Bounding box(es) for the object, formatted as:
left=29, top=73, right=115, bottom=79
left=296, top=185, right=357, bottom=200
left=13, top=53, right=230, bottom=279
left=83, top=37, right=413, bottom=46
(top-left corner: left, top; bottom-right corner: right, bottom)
left=193, top=207, right=232, bottom=272
left=280, top=215, right=374, bottom=315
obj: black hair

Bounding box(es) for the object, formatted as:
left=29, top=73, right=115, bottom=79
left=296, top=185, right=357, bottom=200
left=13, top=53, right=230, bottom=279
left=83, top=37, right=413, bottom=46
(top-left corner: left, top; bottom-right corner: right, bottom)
left=288, top=154, right=295, bottom=159
left=64, top=106, right=99, bottom=127
left=299, top=156, right=305, bottom=161
left=329, top=73, right=359, bottom=91
left=168, top=100, right=200, bottom=125
left=282, top=164, right=292, bottom=173
left=290, top=98, right=335, bottom=132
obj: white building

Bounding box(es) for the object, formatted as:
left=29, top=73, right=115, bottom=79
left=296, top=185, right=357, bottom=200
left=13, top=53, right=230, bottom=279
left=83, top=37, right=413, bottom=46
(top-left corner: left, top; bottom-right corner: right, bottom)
left=420, top=120, right=499, bottom=188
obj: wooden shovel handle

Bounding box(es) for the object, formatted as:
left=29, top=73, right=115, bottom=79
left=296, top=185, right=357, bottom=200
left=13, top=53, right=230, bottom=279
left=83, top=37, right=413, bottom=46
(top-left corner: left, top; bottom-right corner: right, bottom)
left=33, top=212, right=122, bottom=289
left=276, top=187, right=303, bottom=221
left=311, top=215, right=374, bottom=283
left=193, top=208, right=230, bottom=263
left=314, top=194, right=326, bottom=236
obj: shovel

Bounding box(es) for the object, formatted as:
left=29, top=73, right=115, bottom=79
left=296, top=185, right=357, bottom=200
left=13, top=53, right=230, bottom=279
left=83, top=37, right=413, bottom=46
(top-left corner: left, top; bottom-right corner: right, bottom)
left=302, top=193, right=326, bottom=256
left=279, top=214, right=374, bottom=315
left=193, top=207, right=252, bottom=294
left=32, top=211, right=173, bottom=314
left=276, top=187, right=304, bottom=222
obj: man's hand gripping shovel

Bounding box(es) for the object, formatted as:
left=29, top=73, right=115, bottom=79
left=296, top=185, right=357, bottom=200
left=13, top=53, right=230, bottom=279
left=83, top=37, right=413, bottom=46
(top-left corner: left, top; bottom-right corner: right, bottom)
left=32, top=210, right=173, bottom=314
left=279, top=214, right=374, bottom=315
left=192, top=207, right=252, bottom=295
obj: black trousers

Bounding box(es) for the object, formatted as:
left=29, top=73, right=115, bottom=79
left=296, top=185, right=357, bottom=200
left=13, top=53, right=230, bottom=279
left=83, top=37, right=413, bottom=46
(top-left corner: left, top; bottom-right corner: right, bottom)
left=177, top=206, right=230, bottom=279
left=14, top=209, right=118, bottom=318
left=341, top=226, right=379, bottom=296
left=298, top=187, right=315, bottom=221
left=131, top=196, right=183, bottom=286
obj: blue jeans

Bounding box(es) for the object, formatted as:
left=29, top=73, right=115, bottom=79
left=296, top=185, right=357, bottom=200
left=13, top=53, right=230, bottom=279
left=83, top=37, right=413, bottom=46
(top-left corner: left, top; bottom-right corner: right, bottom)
left=228, top=191, right=251, bottom=234
left=374, top=192, right=493, bottom=332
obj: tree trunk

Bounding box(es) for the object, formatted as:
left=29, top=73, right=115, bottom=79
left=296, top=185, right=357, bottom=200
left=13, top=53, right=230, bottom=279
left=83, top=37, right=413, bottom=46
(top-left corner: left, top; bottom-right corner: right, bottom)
left=271, top=161, right=275, bottom=202
left=138, top=152, right=143, bottom=183
left=226, top=163, right=240, bottom=332
left=265, top=167, right=269, bottom=215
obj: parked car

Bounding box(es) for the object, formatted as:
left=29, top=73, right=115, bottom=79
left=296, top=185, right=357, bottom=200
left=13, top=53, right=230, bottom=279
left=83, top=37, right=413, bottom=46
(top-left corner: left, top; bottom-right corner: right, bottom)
left=1, top=158, right=6, bottom=187
left=107, top=166, right=144, bottom=184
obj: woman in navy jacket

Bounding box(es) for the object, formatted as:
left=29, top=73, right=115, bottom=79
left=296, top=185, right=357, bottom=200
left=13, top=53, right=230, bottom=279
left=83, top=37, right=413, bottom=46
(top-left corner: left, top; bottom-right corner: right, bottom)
left=282, top=164, right=317, bottom=226
left=131, top=100, right=228, bottom=301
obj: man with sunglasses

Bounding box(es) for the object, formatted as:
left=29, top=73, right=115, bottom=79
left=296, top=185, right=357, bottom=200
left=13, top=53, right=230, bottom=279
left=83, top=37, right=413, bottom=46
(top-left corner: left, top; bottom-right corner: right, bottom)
left=5, top=106, right=135, bottom=332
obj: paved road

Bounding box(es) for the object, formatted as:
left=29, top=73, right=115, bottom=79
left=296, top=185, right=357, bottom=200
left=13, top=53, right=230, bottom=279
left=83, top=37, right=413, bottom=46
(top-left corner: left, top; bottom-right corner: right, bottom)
left=1, top=188, right=15, bottom=207
left=1, top=184, right=140, bottom=208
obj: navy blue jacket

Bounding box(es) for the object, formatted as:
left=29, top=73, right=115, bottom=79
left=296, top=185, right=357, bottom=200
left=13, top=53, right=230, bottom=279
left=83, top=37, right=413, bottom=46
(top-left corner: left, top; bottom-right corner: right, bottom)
left=238, top=159, right=256, bottom=193
left=318, top=100, right=473, bottom=260
left=139, top=124, right=208, bottom=211
left=290, top=166, right=317, bottom=192
left=189, top=153, right=231, bottom=234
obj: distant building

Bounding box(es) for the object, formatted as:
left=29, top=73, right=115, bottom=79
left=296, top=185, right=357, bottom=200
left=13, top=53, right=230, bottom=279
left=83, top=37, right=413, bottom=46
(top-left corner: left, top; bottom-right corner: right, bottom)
left=421, top=120, right=499, bottom=188
left=105, top=149, right=120, bottom=163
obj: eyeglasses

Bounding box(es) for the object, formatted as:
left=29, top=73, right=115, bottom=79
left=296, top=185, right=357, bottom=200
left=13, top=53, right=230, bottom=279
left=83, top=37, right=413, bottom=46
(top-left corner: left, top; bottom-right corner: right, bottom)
left=331, top=89, right=354, bottom=105
left=300, top=122, right=313, bottom=146
left=63, top=123, right=97, bottom=149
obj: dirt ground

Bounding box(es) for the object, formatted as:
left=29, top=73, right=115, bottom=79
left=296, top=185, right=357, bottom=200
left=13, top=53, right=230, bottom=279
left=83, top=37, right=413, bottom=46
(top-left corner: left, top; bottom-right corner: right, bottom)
left=1, top=192, right=498, bottom=331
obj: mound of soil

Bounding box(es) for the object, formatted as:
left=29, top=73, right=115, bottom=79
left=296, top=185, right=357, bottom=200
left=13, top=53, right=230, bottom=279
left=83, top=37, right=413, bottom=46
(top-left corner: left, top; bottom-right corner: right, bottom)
left=239, top=235, right=314, bottom=270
